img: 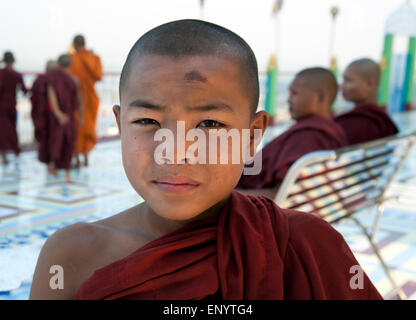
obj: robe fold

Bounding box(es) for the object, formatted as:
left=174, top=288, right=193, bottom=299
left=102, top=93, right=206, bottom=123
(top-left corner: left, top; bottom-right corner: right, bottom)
left=46, top=70, right=79, bottom=170
left=0, top=68, right=27, bottom=153
left=334, top=104, right=399, bottom=145
left=237, top=115, right=348, bottom=189
left=30, top=73, right=50, bottom=163
left=75, top=190, right=382, bottom=300
left=69, top=48, right=102, bottom=155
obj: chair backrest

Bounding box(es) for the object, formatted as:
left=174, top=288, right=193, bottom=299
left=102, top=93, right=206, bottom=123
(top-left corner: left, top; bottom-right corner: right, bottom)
left=274, top=132, right=416, bottom=223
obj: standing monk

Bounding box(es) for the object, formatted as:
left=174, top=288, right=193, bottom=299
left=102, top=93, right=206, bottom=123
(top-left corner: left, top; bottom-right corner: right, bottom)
left=47, top=54, right=82, bottom=182
left=30, top=60, right=57, bottom=167
left=0, top=51, right=28, bottom=164
left=68, top=34, right=102, bottom=167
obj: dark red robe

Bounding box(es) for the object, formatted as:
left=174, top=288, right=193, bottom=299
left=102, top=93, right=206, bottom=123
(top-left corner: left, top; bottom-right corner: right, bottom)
left=334, top=104, right=399, bottom=145
left=74, top=191, right=382, bottom=300
left=237, top=115, right=348, bottom=189
left=30, top=73, right=50, bottom=163
left=0, top=68, right=27, bottom=153
left=46, top=70, right=79, bottom=170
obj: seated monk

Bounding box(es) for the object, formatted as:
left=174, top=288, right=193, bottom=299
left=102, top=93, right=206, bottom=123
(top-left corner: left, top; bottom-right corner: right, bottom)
left=29, top=20, right=382, bottom=300
left=236, top=67, right=348, bottom=199
left=334, top=58, right=399, bottom=145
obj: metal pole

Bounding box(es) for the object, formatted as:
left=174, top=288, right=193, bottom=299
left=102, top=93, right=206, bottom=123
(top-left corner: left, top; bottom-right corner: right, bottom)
left=200, top=0, right=204, bottom=20
left=329, top=7, right=339, bottom=67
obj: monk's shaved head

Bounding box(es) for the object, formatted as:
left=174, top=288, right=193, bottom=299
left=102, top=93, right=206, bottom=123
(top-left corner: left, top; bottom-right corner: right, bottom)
left=73, top=35, right=85, bottom=47
left=347, top=58, right=380, bottom=85
left=119, top=19, right=259, bottom=112
left=45, top=60, right=57, bottom=72
left=57, top=54, right=71, bottom=69
left=295, top=67, right=338, bottom=106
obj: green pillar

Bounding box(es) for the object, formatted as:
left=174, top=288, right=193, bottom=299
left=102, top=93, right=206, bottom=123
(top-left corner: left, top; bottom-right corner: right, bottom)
left=405, top=37, right=416, bottom=108
left=265, top=55, right=277, bottom=118
left=378, top=34, right=394, bottom=107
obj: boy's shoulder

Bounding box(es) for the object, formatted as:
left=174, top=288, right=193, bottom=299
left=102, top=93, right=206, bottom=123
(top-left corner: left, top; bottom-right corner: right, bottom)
left=30, top=206, right=147, bottom=299
left=47, top=206, right=148, bottom=268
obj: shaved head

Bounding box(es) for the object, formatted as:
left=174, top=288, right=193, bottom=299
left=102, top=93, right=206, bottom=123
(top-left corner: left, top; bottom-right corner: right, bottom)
left=347, top=58, right=380, bottom=85
left=295, top=67, right=338, bottom=105
left=45, top=60, right=57, bottom=72
left=73, top=35, right=85, bottom=47
left=57, top=54, right=71, bottom=69
left=119, top=19, right=259, bottom=112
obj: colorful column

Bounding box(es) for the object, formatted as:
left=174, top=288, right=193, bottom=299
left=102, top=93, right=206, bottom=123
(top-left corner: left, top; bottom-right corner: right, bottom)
left=378, top=34, right=394, bottom=107
left=404, top=37, right=416, bottom=110
left=265, top=54, right=277, bottom=126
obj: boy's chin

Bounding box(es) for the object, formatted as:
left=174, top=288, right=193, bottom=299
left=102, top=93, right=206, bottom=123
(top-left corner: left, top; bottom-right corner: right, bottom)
left=154, top=207, right=209, bottom=222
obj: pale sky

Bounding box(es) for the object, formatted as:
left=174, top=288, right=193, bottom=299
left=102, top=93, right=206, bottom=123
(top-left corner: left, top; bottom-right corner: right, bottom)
left=0, top=0, right=411, bottom=73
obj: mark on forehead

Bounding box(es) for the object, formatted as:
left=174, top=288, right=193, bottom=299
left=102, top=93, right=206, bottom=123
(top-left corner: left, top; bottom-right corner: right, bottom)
left=184, top=70, right=207, bottom=83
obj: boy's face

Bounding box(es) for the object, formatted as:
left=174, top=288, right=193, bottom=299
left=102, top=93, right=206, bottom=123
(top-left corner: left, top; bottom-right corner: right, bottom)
left=288, top=76, right=319, bottom=121
left=341, top=66, right=373, bottom=103
left=114, top=54, right=267, bottom=221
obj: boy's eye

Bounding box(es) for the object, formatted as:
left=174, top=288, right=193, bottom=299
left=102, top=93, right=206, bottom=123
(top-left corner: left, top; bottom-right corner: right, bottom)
left=198, top=120, right=226, bottom=128
left=132, top=118, right=160, bottom=126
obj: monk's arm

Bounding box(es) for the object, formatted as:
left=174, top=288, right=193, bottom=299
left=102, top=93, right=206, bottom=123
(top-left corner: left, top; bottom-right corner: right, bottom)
left=19, top=74, right=28, bottom=94
left=74, top=78, right=84, bottom=125
left=81, top=53, right=103, bottom=81
left=47, top=85, right=68, bottom=125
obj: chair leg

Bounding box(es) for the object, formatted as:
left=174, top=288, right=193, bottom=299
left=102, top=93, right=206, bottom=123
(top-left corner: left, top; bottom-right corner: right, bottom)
left=370, top=203, right=384, bottom=242
left=349, top=216, right=407, bottom=300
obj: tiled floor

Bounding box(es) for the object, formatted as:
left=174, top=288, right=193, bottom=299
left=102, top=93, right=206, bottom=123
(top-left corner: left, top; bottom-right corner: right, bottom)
left=0, top=111, right=415, bottom=300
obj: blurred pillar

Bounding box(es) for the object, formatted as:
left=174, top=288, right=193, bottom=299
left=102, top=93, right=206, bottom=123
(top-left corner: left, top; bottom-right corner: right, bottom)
left=378, top=34, right=394, bottom=107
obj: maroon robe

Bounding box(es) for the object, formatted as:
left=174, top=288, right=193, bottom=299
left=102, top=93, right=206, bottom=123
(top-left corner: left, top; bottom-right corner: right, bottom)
left=30, top=73, right=50, bottom=163
left=75, top=190, right=382, bottom=300
left=334, top=104, right=399, bottom=145
left=0, top=68, right=27, bottom=153
left=46, top=70, right=79, bottom=170
left=237, top=115, right=348, bottom=189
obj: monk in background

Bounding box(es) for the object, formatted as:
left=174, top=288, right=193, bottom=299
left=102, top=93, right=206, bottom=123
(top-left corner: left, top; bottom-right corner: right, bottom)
left=30, top=60, right=57, bottom=170
left=0, top=51, right=28, bottom=165
left=69, top=34, right=102, bottom=168
left=334, top=58, right=399, bottom=145
left=236, top=68, right=348, bottom=199
left=30, top=20, right=381, bottom=300
left=46, top=54, right=82, bottom=182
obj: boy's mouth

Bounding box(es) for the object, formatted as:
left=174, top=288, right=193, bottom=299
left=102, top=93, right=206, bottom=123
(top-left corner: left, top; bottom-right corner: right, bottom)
left=152, top=176, right=200, bottom=193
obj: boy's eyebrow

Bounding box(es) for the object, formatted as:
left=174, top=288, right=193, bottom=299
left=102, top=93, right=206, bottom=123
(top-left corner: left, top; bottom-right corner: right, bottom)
left=186, top=103, right=233, bottom=112
left=128, top=99, right=166, bottom=111
left=128, top=100, right=234, bottom=112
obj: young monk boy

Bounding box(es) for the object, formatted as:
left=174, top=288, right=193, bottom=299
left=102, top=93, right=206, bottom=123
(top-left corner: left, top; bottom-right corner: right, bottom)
left=335, top=58, right=399, bottom=145
left=0, top=51, right=28, bottom=165
left=30, top=60, right=57, bottom=168
left=236, top=68, right=348, bottom=199
left=45, top=54, right=82, bottom=181
left=30, top=20, right=382, bottom=300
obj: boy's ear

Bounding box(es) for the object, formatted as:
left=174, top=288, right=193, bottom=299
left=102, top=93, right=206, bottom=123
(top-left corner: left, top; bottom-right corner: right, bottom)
left=113, top=105, right=121, bottom=135
left=317, top=89, right=325, bottom=104
left=249, top=110, right=269, bottom=153
left=367, top=76, right=376, bottom=90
